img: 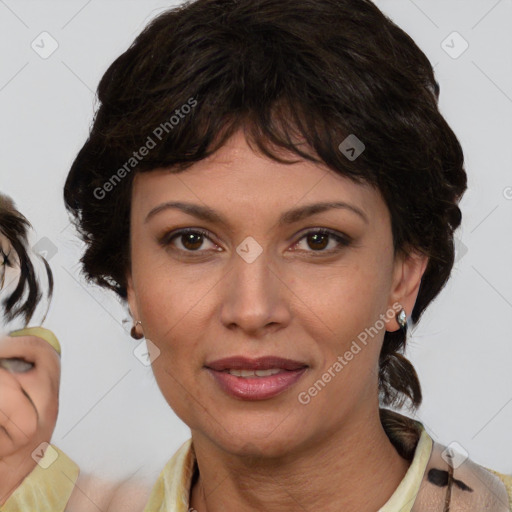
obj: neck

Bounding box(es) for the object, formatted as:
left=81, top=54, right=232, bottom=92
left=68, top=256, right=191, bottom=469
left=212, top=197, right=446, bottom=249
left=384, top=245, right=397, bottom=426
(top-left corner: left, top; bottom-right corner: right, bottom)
left=189, top=407, right=412, bottom=512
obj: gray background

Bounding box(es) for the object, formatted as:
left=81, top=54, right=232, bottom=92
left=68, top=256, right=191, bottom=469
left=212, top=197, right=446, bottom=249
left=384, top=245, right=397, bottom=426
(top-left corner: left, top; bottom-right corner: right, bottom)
left=1, top=0, right=511, bottom=482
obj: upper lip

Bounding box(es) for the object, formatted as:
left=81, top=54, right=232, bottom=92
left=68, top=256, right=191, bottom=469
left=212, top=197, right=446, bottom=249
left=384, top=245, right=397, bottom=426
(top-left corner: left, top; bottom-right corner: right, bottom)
left=205, top=356, right=308, bottom=371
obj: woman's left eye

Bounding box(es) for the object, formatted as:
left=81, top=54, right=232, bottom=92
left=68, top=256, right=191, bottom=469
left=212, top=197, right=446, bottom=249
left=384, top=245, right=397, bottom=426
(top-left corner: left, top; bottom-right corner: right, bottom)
left=0, top=358, right=34, bottom=373
left=159, top=228, right=350, bottom=255
left=291, top=229, right=351, bottom=254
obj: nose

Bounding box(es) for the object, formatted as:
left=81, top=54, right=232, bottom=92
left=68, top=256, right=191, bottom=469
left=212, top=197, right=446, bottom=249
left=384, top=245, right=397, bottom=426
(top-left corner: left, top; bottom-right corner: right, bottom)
left=219, top=246, right=292, bottom=338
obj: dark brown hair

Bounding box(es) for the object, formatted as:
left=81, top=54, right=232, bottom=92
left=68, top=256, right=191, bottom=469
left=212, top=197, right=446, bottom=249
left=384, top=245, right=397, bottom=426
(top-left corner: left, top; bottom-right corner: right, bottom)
left=0, top=193, right=54, bottom=327
left=63, top=0, right=467, bottom=417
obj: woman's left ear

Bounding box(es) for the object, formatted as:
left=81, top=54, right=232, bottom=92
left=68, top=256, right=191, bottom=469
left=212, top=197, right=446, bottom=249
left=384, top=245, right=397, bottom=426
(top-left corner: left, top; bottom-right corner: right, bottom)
left=385, top=250, right=429, bottom=332
left=126, top=273, right=139, bottom=321
left=126, top=274, right=145, bottom=339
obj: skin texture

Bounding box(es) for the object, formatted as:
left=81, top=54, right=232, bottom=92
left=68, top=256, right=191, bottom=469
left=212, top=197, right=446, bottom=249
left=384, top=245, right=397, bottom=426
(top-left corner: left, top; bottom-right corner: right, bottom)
left=125, top=129, right=429, bottom=512
left=0, top=333, right=59, bottom=506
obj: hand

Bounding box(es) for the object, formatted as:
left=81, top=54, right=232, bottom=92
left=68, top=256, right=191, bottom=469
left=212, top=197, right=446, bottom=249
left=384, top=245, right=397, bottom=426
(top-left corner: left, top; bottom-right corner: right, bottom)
left=0, top=331, right=60, bottom=506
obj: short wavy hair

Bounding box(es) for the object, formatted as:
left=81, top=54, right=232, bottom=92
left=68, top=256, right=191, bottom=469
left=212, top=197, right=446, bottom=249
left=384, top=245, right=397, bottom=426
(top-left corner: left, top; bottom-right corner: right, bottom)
left=63, top=0, right=467, bottom=420
left=0, top=192, right=54, bottom=328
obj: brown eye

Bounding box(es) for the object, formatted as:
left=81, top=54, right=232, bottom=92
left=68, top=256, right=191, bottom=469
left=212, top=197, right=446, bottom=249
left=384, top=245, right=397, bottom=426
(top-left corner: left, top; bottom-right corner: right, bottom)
left=292, top=229, right=351, bottom=254
left=159, top=228, right=221, bottom=255
left=306, top=232, right=329, bottom=250
left=181, top=231, right=206, bottom=251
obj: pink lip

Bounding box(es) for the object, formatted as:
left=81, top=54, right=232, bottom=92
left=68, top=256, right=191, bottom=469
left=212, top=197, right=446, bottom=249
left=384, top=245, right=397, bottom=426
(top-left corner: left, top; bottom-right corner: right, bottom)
left=205, top=356, right=308, bottom=400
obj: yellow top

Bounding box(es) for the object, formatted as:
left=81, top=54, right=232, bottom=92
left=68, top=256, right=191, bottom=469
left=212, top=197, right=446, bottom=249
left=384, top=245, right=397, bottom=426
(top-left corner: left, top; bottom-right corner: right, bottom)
left=379, top=427, right=433, bottom=511
left=0, top=444, right=80, bottom=512
left=143, top=427, right=434, bottom=512
left=8, top=326, right=61, bottom=355
left=143, top=417, right=512, bottom=511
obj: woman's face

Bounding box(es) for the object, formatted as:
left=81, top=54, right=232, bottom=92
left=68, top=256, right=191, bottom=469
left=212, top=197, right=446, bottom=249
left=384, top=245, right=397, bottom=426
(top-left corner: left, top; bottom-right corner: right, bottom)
left=127, top=130, right=427, bottom=457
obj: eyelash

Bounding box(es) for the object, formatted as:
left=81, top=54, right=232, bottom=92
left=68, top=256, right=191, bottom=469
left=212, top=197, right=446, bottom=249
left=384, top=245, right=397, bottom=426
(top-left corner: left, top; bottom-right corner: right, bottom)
left=159, top=227, right=351, bottom=257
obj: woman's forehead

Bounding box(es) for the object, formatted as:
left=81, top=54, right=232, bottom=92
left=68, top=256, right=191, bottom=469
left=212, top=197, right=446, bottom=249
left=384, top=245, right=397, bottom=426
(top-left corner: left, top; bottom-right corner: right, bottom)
left=133, top=135, right=378, bottom=207
left=132, top=166, right=381, bottom=229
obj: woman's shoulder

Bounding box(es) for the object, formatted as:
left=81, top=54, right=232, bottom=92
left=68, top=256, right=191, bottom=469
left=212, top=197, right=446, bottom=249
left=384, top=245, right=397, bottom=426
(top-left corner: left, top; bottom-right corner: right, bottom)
left=486, top=468, right=512, bottom=507
left=382, top=411, right=511, bottom=510
left=413, top=437, right=512, bottom=511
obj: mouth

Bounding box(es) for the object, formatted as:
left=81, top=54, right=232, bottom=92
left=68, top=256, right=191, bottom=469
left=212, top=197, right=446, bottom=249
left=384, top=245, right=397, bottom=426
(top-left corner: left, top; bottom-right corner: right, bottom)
left=205, top=356, right=308, bottom=372
left=205, top=356, right=308, bottom=400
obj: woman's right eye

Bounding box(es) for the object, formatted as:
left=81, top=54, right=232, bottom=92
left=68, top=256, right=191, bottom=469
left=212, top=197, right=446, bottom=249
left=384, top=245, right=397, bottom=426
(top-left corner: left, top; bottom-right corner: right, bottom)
left=0, top=357, right=34, bottom=373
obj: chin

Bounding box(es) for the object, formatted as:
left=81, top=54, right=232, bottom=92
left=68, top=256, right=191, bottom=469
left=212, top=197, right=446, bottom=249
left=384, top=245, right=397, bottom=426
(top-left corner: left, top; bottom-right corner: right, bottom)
left=224, top=436, right=299, bottom=461
left=208, top=414, right=307, bottom=460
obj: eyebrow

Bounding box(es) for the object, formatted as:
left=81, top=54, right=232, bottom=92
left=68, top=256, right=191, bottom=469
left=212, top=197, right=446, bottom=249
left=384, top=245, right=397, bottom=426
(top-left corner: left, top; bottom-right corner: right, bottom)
left=145, top=200, right=369, bottom=226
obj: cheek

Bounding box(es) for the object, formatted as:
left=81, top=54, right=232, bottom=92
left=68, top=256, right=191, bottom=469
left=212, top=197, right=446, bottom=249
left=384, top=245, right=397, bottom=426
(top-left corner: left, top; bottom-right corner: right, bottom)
left=288, top=258, right=392, bottom=408
left=133, top=262, right=249, bottom=428
left=294, top=256, right=391, bottom=342
left=136, top=258, right=217, bottom=349
left=135, top=271, right=206, bottom=401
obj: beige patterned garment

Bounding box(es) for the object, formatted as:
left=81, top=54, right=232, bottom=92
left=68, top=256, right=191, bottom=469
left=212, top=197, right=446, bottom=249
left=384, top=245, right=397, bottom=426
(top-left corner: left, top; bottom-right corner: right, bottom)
left=143, top=413, right=512, bottom=511
left=0, top=445, right=79, bottom=512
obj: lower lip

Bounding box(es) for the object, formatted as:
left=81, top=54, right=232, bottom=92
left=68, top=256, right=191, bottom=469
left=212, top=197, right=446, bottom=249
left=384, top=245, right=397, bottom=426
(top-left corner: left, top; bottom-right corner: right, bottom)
left=206, top=368, right=308, bottom=400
